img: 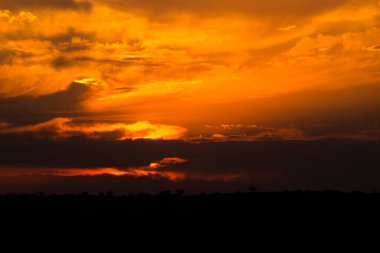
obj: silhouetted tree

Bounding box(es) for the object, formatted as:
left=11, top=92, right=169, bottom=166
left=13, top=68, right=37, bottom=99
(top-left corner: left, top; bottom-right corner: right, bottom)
left=106, top=191, right=114, bottom=197
left=175, top=189, right=184, bottom=196
left=249, top=185, right=258, bottom=192
left=159, top=190, right=172, bottom=197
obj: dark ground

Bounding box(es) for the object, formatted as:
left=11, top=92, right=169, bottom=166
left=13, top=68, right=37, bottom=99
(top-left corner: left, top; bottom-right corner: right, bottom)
left=2, top=191, right=380, bottom=212
left=2, top=191, right=379, bottom=233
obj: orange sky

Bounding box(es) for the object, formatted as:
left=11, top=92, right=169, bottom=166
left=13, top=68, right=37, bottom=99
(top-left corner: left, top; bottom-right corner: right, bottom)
left=1, top=0, right=380, bottom=140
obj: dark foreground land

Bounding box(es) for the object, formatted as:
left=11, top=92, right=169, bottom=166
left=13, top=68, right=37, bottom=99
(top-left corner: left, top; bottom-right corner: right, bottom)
left=2, top=191, right=380, bottom=229
left=2, top=191, right=380, bottom=212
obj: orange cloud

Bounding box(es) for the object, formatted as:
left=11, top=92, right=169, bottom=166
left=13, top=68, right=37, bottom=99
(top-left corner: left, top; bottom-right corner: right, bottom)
left=0, top=157, right=188, bottom=181
left=44, top=167, right=185, bottom=181
left=277, top=25, right=297, bottom=31
left=0, top=118, right=187, bottom=140
left=0, top=9, right=37, bottom=24
left=0, top=156, right=276, bottom=182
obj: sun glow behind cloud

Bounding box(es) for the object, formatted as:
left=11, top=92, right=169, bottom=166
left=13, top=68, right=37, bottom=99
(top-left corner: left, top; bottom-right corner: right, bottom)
left=0, top=118, right=187, bottom=140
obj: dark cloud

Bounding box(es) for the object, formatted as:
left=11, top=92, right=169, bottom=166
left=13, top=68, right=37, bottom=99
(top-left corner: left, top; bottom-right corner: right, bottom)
left=0, top=81, right=94, bottom=124
left=0, top=28, right=95, bottom=53
left=0, top=49, right=33, bottom=64
left=0, top=0, right=92, bottom=11
left=52, top=55, right=159, bottom=69
left=0, top=137, right=181, bottom=168
left=0, top=136, right=379, bottom=192
left=57, top=42, right=91, bottom=52
left=48, top=28, right=94, bottom=45
left=51, top=56, right=73, bottom=68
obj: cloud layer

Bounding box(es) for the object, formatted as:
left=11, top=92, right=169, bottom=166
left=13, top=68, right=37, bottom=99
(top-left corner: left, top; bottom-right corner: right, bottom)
left=0, top=136, right=380, bottom=192
left=1, top=0, right=380, bottom=193
left=1, top=0, right=380, bottom=138
left=103, top=0, right=350, bottom=18
left=0, top=118, right=187, bottom=140
left=0, top=0, right=92, bottom=11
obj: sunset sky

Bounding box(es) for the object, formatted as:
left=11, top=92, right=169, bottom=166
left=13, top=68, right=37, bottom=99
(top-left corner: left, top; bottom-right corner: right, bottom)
left=1, top=0, right=380, bottom=193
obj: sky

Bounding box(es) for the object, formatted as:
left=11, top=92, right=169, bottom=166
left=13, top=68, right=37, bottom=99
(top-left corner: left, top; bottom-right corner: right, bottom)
left=1, top=0, right=380, bottom=194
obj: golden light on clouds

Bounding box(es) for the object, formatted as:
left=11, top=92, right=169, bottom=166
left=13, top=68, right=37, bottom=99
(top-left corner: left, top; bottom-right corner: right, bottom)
left=0, top=9, right=37, bottom=24
left=0, top=118, right=187, bottom=140
left=0, top=0, right=380, bottom=139
left=3, top=1, right=380, bottom=195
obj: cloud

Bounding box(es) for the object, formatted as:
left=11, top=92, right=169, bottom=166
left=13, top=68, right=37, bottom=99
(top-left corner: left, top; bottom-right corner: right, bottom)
left=104, top=0, right=349, bottom=19
left=366, top=44, right=380, bottom=51
left=199, top=122, right=380, bottom=142
left=51, top=55, right=158, bottom=69
left=0, top=80, right=96, bottom=123
left=0, top=122, right=10, bottom=129
left=277, top=25, right=297, bottom=31
left=201, top=124, right=306, bottom=141
left=0, top=137, right=379, bottom=192
left=56, top=37, right=92, bottom=52
left=0, top=157, right=188, bottom=181
left=0, top=49, right=33, bottom=64
left=0, top=118, right=187, bottom=140
left=253, top=128, right=306, bottom=141
left=0, top=0, right=379, bottom=195
left=47, top=28, right=95, bottom=47
left=0, top=0, right=92, bottom=11
left=0, top=9, right=37, bottom=24
left=194, top=83, right=380, bottom=140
